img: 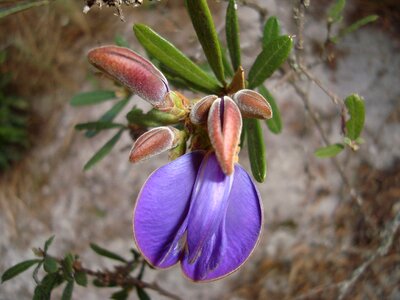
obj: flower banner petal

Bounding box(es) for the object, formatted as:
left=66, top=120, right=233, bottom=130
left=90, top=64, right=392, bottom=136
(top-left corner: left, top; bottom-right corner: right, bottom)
left=133, top=152, right=204, bottom=268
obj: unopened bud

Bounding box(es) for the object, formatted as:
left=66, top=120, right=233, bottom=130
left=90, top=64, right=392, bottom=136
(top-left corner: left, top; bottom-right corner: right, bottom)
left=208, top=97, right=242, bottom=175
left=189, top=95, right=218, bottom=124
left=233, top=89, right=273, bottom=119
left=88, top=46, right=169, bottom=109
left=163, top=91, right=189, bottom=119
left=129, top=127, right=179, bottom=163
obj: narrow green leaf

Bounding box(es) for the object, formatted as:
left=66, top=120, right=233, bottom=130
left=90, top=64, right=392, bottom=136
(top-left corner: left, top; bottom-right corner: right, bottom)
left=258, top=85, right=282, bottom=134
left=185, top=0, right=225, bottom=84
left=0, top=0, right=49, bottom=19
left=328, top=0, right=346, bottom=23
left=62, top=254, right=74, bottom=280
left=248, top=35, right=292, bottom=89
left=83, top=129, right=123, bottom=171
left=137, top=287, right=151, bottom=300
left=70, top=91, right=116, bottom=106
left=61, top=280, right=74, bottom=300
left=115, top=35, right=129, bottom=48
left=33, top=273, right=63, bottom=300
left=75, top=122, right=125, bottom=131
left=1, top=259, right=41, bottom=283
left=85, top=98, right=129, bottom=138
left=89, top=243, right=127, bottom=263
left=126, top=108, right=179, bottom=127
left=43, top=235, right=55, bottom=253
left=314, top=143, right=345, bottom=158
left=335, top=15, right=378, bottom=42
left=262, top=16, right=281, bottom=47
left=226, top=0, right=241, bottom=71
left=220, top=43, right=234, bottom=78
left=133, top=24, right=222, bottom=93
left=245, top=119, right=267, bottom=182
left=74, top=271, right=87, bottom=287
left=43, top=257, right=58, bottom=274
left=345, top=94, right=365, bottom=140
left=111, top=289, right=129, bottom=300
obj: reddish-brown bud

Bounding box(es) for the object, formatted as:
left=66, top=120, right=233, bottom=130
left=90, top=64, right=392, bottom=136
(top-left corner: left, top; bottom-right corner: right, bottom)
left=88, top=46, right=170, bottom=109
left=189, top=95, right=218, bottom=124
left=129, top=127, right=179, bottom=163
left=207, top=97, right=242, bottom=175
left=233, top=89, right=273, bottom=119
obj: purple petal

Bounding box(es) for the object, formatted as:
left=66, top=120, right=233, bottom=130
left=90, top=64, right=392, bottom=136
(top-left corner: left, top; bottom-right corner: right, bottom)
left=133, top=152, right=204, bottom=268
left=182, top=163, right=262, bottom=281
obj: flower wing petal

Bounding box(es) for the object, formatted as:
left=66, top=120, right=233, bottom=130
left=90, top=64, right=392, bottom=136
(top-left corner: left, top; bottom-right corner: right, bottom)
left=182, top=163, right=262, bottom=281
left=133, top=152, right=203, bottom=268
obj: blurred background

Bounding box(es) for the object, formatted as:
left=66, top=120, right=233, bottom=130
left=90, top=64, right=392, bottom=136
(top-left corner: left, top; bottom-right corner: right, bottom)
left=0, top=0, right=399, bottom=299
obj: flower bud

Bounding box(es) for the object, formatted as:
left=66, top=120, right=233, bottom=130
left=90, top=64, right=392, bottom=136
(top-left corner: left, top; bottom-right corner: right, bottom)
left=233, top=89, right=273, bottom=119
left=163, top=91, right=189, bottom=119
left=208, top=97, right=242, bottom=175
left=88, top=46, right=170, bottom=109
left=129, top=126, right=179, bottom=163
left=189, top=95, right=218, bottom=125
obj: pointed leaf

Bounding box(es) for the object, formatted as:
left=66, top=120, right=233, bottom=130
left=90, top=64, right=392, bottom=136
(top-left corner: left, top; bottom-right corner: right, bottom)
left=314, top=143, right=344, bottom=158
left=61, top=280, right=74, bottom=300
left=111, top=289, right=129, bottom=300
left=62, top=254, right=74, bottom=280
left=328, top=0, right=346, bottom=23
left=137, top=287, right=151, bottom=300
left=133, top=24, right=222, bottom=93
left=263, top=16, right=281, bottom=47
left=83, top=129, right=123, bottom=171
left=258, top=85, right=282, bottom=134
left=345, top=94, right=365, bottom=140
left=70, top=90, right=116, bottom=106
left=85, top=97, right=129, bottom=138
left=74, top=271, right=87, bottom=287
left=1, top=259, right=41, bottom=283
left=75, top=121, right=125, bottom=131
left=245, top=119, right=267, bottom=182
left=89, top=243, right=127, bottom=263
left=33, top=273, right=63, bottom=300
left=185, top=0, right=225, bottom=84
left=248, top=35, right=292, bottom=89
left=43, top=257, right=58, bottom=274
left=0, top=0, right=49, bottom=19
left=43, top=235, right=55, bottom=253
left=226, top=0, right=241, bottom=71
left=334, top=15, right=378, bottom=42
left=220, top=43, right=234, bottom=78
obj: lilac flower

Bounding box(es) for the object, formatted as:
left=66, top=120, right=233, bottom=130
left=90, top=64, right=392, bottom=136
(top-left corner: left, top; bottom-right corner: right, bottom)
left=133, top=151, right=262, bottom=281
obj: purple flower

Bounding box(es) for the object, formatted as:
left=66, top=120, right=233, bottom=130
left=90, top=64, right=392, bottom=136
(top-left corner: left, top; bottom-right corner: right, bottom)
left=133, top=151, right=262, bottom=281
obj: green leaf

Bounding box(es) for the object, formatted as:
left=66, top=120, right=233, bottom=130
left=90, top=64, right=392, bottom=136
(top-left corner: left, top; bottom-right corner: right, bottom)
left=263, top=16, right=281, bottom=47
left=220, top=43, right=234, bottom=78
left=0, top=0, right=49, bottom=19
left=126, top=108, right=179, bottom=127
left=111, top=289, right=129, bottom=300
left=314, top=143, right=345, bottom=158
left=328, top=0, right=346, bottom=24
left=75, top=121, right=125, bottom=131
left=225, top=0, right=241, bottom=71
left=33, top=273, right=63, bottom=300
left=62, top=254, right=74, bottom=280
left=43, top=257, right=58, bottom=274
left=185, top=0, right=225, bottom=84
left=258, top=85, right=282, bottom=134
left=85, top=98, right=129, bottom=138
left=137, top=287, right=151, bottom=300
left=70, top=90, right=116, bottom=106
left=345, top=94, right=365, bottom=140
left=248, top=35, right=292, bottom=89
left=43, top=235, right=55, bottom=253
left=74, top=271, right=87, bottom=287
left=115, top=35, right=129, bottom=48
left=133, top=24, right=222, bottom=93
left=83, top=129, right=123, bottom=171
left=89, top=243, right=127, bottom=263
left=61, top=280, right=74, bottom=300
left=245, top=119, right=267, bottom=182
left=334, top=15, right=378, bottom=42
left=1, top=259, right=41, bottom=283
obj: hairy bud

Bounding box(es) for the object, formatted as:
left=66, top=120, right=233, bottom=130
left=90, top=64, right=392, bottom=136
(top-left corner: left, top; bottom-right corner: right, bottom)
left=189, top=95, right=218, bottom=125
left=233, top=89, right=273, bottom=119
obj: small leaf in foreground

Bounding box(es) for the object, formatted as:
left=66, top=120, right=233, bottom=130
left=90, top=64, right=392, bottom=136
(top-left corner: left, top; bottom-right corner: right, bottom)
left=44, top=235, right=55, bottom=253
left=1, top=259, right=41, bottom=283
left=70, top=90, right=116, bottom=106
left=83, top=129, right=123, bottom=171
left=345, top=94, right=365, bottom=140
left=61, top=280, right=74, bottom=300
left=248, top=35, right=293, bottom=89
left=262, top=16, right=281, bottom=47
left=111, top=289, right=129, bottom=300
left=44, top=257, right=58, bottom=274
left=74, top=271, right=88, bottom=287
left=245, top=119, right=267, bottom=182
left=314, top=143, right=344, bottom=158
left=90, top=243, right=127, bottom=263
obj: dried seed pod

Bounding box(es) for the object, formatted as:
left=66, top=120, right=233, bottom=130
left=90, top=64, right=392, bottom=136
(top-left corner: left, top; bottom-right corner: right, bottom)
left=207, top=97, right=242, bottom=175
left=88, top=46, right=170, bottom=109
left=129, top=127, right=179, bottom=163
left=233, top=89, right=273, bottom=119
left=189, top=95, right=218, bottom=124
